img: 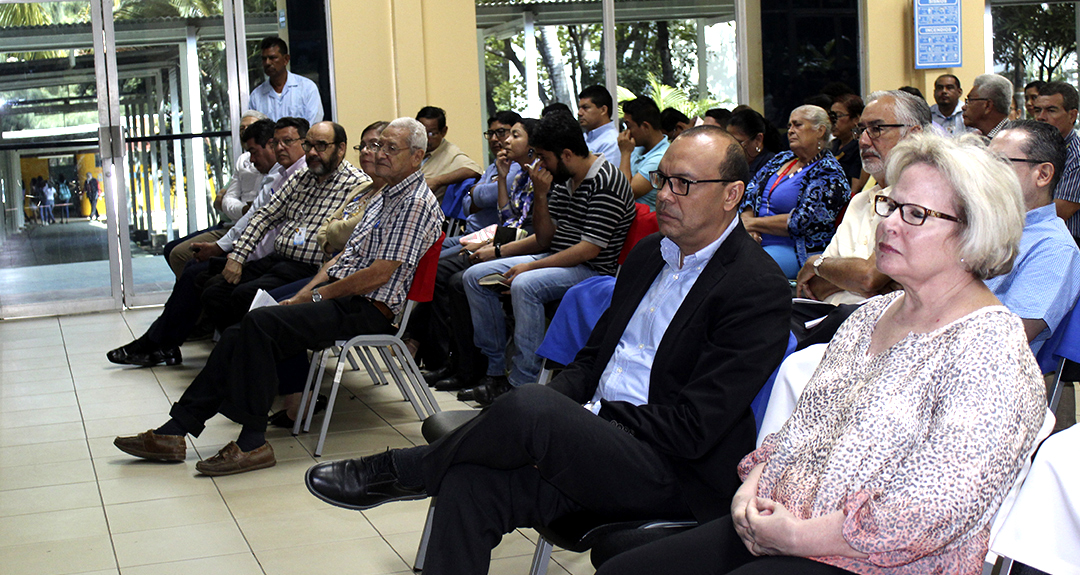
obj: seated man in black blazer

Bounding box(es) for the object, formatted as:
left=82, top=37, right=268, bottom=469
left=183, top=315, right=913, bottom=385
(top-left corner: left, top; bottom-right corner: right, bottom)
left=305, top=126, right=791, bottom=575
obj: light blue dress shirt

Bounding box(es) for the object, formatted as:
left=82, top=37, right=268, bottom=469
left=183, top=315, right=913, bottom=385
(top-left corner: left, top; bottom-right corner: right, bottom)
left=585, top=216, right=739, bottom=413
left=930, top=103, right=971, bottom=137
left=248, top=71, right=324, bottom=127
left=629, top=137, right=670, bottom=209
left=985, top=203, right=1080, bottom=355
left=585, top=121, right=620, bottom=162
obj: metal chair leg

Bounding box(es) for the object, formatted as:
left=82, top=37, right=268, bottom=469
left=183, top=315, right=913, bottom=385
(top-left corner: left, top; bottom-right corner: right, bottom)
left=529, top=536, right=554, bottom=575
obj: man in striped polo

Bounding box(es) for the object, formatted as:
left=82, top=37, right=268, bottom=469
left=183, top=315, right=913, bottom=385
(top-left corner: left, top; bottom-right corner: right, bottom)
left=459, top=110, right=636, bottom=405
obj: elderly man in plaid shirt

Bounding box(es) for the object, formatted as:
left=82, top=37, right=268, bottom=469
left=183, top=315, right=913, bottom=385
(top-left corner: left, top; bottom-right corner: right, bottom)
left=113, top=117, right=444, bottom=476
left=199, top=120, right=370, bottom=332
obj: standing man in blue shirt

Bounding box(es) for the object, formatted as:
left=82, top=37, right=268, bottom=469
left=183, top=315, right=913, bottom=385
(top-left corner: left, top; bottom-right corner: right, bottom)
left=618, top=97, right=670, bottom=210
left=579, top=85, right=619, bottom=161
left=248, top=36, right=324, bottom=127
left=930, top=74, right=968, bottom=137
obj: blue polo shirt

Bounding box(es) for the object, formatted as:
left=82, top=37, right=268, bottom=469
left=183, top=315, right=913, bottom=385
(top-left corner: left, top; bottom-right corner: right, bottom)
left=630, top=136, right=670, bottom=210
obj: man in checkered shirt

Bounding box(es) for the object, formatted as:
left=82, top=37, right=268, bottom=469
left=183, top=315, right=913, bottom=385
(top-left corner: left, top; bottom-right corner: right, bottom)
left=113, top=117, right=444, bottom=476
left=200, top=120, right=370, bottom=332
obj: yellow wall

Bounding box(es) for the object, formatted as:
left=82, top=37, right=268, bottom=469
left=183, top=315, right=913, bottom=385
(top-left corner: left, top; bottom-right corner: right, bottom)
left=327, top=0, right=485, bottom=167
left=862, top=0, right=986, bottom=96
left=744, top=0, right=764, bottom=111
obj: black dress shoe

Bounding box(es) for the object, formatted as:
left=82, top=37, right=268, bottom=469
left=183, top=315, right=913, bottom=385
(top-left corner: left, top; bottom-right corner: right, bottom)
left=107, top=339, right=149, bottom=365
left=305, top=450, right=427, bottom=510
left=434, top=374, right=476, bottom=392
left=269, top=394, right=329, bottom=429
left=457, top=375, right=511, bottom=406
left=124, top=346, right=183, bottom=368
left=420, top=366, right=453, bottom=385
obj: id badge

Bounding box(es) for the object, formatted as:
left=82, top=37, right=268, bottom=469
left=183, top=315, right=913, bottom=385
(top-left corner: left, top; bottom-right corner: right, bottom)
left=292, top=227, right=306, bottom=246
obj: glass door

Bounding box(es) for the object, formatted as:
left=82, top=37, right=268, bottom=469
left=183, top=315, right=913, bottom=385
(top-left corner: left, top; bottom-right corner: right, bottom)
left=0, top=0, right=125, bottom=317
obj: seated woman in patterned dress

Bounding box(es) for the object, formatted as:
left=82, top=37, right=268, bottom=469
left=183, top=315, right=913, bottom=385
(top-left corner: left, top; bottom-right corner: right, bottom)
left=596, top=134, right=1047, bottom=575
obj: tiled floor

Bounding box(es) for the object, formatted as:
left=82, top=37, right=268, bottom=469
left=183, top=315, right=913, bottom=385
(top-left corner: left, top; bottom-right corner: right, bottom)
left=0, top=309, right=594, bottom=575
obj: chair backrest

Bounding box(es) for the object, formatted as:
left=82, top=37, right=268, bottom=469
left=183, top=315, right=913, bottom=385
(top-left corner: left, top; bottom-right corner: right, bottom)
left=440, top=177, right=478, bottom=220
left=1035, top=293, right=1080, bottom=374
left=617, top=203, right=659, bottom=266
left=407, top=232, right=446, bottom=303
left=750, top=331, right=798, bottom=432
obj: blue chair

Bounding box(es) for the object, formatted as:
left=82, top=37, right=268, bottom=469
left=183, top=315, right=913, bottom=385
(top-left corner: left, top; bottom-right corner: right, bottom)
left=1034, top=296, right=1080, bottom=412
left=440, top=177, right=477, bottom=235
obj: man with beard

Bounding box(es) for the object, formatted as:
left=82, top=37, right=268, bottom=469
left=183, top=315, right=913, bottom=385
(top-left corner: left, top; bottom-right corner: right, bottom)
left=794, top=90, right=929, bottom=307
left=199, top=121, right=369, bottom=333
left=458, top=110, right=636, bottom=404
left=303, top=126, right=791, bottom=575
left=112, top=117, right=443, bottom=476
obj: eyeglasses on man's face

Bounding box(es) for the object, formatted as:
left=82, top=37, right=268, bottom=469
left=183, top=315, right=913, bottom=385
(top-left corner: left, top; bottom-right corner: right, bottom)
left=484, top=128, right=510, bottom=139
left=965, top=97, right=990, bottom=105
left=301, top=140, right=337, bottom=153
left=853, top=123, right=910, bottom=141
left=370, top=140, right=411, bottom=156
left=272, top=137, right=302, bottom=149
left=874, top=194, right=963, bottom=226
left=649, top=170, right=735, bottom=197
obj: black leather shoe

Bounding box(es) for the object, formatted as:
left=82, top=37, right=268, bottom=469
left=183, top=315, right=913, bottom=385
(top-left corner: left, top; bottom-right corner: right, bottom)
left=305, top=450, right=427, bottom=510
left=434, top=374, right=476, bottom=392
left=457, top=375, right=511, bottom=406
left=107, top=339, right=149, bottom=365
left=268, top=394, right=329, bottom=429
left=421, top=366, right=453, bottom=385
left=123, top=346, right=183, bottom=368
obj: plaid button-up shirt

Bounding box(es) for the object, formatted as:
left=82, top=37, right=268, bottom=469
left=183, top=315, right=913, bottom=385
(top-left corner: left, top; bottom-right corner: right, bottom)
left=327, top=169, right=444, bottom=314
left=229, top=159, right=369, bottom=265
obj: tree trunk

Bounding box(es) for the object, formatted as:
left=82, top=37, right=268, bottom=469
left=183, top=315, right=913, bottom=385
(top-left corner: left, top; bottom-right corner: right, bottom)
left=656, top=21, right=674, bottom=86
left=539, top=26, right=572, bottom=104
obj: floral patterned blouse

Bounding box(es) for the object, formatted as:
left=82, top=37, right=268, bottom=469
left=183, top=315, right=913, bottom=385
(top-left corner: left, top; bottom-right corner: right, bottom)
left=740, top=291, right=1045, bottom=575
left=500, top=171, right=534, bottom=230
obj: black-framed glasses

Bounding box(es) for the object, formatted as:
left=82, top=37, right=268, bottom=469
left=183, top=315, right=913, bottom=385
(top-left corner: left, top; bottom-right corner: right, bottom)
left=483, top=128, right=509, bottom=139
left=1006, top=157, right=1050, bottom=165
left=853, top=124, right=911, bottom=140
left=273, top=137, right=301, bottom=149
left=649, top=170, right=734, bottom=196
left=874, top=195, right=963, bottom=226
left=370, top=141, right=410, bottom=156
left=301, top=140, right=336, bottom=153
left=965, top=97, right=991, bottom=105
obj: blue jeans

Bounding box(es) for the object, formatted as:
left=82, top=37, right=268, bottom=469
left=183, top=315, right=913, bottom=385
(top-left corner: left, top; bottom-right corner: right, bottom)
left=462, top=254, right=598, bottom=387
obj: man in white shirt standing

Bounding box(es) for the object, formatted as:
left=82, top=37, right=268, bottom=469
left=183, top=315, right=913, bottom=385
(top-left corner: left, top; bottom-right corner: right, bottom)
left=248, top=36, right=323, bottom=127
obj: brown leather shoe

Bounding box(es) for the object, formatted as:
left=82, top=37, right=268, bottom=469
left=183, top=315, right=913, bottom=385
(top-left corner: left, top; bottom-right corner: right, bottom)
left=195, top=442, right=276, bottom=476
left=114, top=430, right=186, bottom=461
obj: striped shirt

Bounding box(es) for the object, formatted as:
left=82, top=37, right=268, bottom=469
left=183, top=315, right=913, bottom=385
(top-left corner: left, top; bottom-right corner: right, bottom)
left=547, top=157, right=635, bottom=275
left=327, top=170, right=444, bottom=315
left=229, top=159, right=369, bottom=265
left=1056, top=130, right=1080, bottom=238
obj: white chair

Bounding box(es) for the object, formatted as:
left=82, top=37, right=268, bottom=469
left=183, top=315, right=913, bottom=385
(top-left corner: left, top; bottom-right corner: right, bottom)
left=294, top=233, right=445, bottom=456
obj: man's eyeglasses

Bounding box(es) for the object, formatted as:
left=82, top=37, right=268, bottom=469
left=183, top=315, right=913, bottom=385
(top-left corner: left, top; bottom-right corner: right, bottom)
left=965, top=97, right=991, bottom=105
left=874, top=195, right=964, bottom=226
left=272, top=137, right=302, bottom=149
left=649, top=170, right=735, bottom=196
left=370, top=141, right=411, bottom=156
left=853, top=124, right=910, bottom=141
left=1005, top=157, right=1050, bottom=165
left=301, top=140, right=337, bottom=153
left=484, top=128, right=510, bottom=139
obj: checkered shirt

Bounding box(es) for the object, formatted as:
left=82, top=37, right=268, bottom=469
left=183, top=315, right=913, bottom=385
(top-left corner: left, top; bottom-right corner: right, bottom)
left=327, top=170, right=444, bottom=314
left=229, top=160, right=370, bottom=265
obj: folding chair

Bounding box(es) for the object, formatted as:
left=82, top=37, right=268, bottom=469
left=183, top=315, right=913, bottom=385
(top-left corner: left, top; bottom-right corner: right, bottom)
left=440, top=177, right=477, bottom=236
left=294, top=232, right=445, bottom=457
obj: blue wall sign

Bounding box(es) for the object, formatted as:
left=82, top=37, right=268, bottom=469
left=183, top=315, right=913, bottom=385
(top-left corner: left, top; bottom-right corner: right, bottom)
left=915, top=0, right=962, bottom=69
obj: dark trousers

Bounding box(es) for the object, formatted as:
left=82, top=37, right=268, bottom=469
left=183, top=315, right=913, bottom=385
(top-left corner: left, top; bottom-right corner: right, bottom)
left=410, top=252, right=484, bottom=379
left=200, top=254, right=319, bottom=333
left=595, top=514, right=857, bottom=575
left=144, top=259, right=211, bottom=348
left=169, top=295, right=393, bottom=435
left=419, top=384, right=693, bottom=575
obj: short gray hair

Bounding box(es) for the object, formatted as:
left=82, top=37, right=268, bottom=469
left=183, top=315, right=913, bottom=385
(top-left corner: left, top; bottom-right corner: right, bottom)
left=867, top=90, right=932, bottom=130
left=387, top=117, right=427, bottom=150
left=972, top=74, right=1014, bottom=116
left=241, top=109, right=270, bottom=121
left=791, top=104, right=832, bottom=145
left=884, top=133, right=1024, bottom=280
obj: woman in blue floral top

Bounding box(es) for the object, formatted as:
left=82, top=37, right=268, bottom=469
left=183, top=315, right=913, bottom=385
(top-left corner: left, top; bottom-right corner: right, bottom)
left=741, top=105, right=850, bottom=278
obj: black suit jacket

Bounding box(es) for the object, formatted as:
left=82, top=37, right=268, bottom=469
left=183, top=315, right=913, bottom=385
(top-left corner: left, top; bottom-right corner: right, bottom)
left=550, top=223, right=791, bottom=520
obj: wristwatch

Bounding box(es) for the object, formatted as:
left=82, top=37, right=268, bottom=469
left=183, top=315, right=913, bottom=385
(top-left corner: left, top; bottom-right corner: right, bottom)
left=812, top=255, right=827, bottom=275
left=311, top=287, right=323, bottom=303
